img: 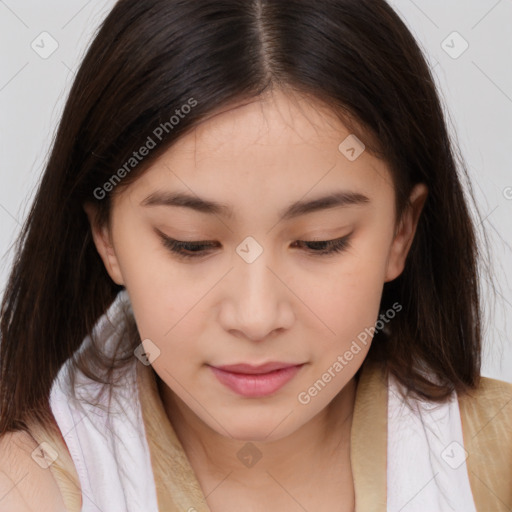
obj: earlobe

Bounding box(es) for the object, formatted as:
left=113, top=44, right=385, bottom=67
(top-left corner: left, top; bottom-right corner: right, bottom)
left=83, top=202, right=125, bottom=286
left=384, top=183, right=428, bottom=283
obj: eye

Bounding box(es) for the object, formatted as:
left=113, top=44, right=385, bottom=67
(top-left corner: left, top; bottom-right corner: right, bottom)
left=291, top=236, right=351, bottom=256
left=159, top=236, right=220, bottom=260
left=158, top=232, right=352, bottom=260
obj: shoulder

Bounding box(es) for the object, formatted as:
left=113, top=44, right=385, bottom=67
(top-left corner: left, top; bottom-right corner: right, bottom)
left=458, top=375, right=512, bottom=509
left=0, top=430, right=67, bottom=511
left=458, top=374, right=512, bottom=424
left=458, top=374, right=512, bottom=440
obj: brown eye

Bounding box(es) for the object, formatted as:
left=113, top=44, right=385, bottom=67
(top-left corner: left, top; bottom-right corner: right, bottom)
left=292, top=236, right=351, bottom=256
left=160, top=236, right=219, bottom=259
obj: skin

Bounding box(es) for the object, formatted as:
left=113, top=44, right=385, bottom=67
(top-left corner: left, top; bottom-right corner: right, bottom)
left=84, top=88, right=427, bottom=511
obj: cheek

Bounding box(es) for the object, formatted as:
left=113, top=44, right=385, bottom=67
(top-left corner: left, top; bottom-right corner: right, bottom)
left=302, top=271, right=383, bottom=357
left=303, top=230, right=393, bottom=354
left=110, top=215, right=201, bottom=357
left=126, top=277, right=206, bottom=367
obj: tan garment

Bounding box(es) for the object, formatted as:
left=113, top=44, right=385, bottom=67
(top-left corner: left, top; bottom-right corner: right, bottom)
left=31, top=359, right=512, bottom=511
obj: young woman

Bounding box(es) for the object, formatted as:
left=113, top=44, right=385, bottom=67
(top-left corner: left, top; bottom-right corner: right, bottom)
left=0, top=0, right=510, bottom=511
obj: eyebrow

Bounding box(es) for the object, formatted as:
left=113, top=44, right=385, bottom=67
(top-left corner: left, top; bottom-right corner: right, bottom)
left=140, top=189, right=370, bottom=221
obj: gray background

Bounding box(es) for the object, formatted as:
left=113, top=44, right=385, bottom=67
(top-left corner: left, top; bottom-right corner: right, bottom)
left=1, top=1, right=511, bottom=382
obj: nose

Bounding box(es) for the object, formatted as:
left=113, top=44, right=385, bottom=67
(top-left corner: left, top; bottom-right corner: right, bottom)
left=218, top=249, right=295, bottom=342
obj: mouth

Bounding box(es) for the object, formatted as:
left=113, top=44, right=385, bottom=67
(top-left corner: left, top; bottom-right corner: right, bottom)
left=208, top=362, right=306, bottom=397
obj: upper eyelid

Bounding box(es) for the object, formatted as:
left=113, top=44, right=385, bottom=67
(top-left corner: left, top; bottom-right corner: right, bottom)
left=158, top=234, right=349, bottom=244
left=153, top=227, right=352, bottom=242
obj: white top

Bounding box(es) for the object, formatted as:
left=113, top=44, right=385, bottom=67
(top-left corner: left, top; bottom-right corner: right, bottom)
left=49, top=289, right=477, bottom=511
left=49, top=290, right=159, bottom=512
left=387, top=372, right=477, bottom=511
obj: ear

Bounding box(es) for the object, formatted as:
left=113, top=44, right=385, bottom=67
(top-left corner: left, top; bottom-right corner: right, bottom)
left=83, top=202, right=125, bottom=286
left=384, top=183, right=428, bottom=283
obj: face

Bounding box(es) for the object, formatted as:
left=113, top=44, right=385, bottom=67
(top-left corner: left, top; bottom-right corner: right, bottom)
left=84, top=89, right=427, bottom=442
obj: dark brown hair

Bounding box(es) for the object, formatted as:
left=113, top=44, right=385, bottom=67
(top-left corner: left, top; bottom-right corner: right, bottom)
left=0, top=0, right=486, bottom=435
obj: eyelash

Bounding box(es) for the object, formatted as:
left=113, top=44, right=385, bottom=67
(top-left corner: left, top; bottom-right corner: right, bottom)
left=159, top=234, right=351, bottom=260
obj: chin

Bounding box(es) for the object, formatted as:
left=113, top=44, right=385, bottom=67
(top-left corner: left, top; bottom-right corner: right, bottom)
left=228, top=427, right=290, bottom=443
left=209, top=411, right=300, bottom=443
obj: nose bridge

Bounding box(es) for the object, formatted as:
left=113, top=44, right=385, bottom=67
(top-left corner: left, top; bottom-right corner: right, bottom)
left=235, top=234, right=275, bottom=294
left=238, top=253, right=275, bottom=304
left=222, top=236, right=292, bottom=340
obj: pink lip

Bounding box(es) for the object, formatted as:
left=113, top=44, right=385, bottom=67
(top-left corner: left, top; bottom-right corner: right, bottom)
left=209, top=362, right=305, bottom=397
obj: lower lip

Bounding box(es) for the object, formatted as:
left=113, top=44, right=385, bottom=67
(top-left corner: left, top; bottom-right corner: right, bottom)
left=209, top=364, right=304, bottom=397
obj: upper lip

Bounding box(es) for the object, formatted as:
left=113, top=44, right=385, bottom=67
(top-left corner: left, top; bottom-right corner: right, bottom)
left=212, top=362, right=303, bottom=375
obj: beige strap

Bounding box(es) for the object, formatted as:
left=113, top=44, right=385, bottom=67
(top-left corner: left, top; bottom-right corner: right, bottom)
left=137, top=361, right=211, bottom=511
left=350, top=359, right=388, bottom=511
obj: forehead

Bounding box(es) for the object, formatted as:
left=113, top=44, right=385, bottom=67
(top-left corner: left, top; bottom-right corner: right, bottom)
left=124, top=89, right=394, bottom=213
